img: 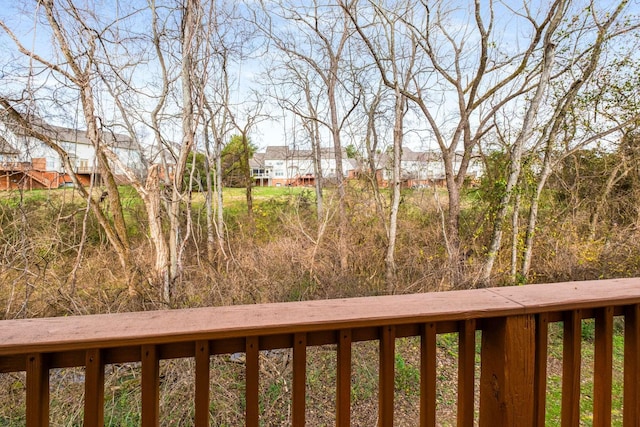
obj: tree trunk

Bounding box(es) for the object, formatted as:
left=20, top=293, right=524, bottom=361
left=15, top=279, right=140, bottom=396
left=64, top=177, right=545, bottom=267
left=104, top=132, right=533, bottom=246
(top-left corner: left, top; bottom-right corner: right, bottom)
left=215, top=140, right=226, bottom=258
left=518, top=0, right=628, bottom=281
left=311, top=123, right=324, bottom=221
left=328, top=85, right=349, bottom=271
left=385, top=92, right=405, bottom=293
left=443, top=159, right=462, bottom=276
left=520, top=166, right=551, bottom=279
left=164, top=0, right=198, bottom=302
left=510, top=190, right=521, bottom=284
left=144, top=165, right=170, bottom=295
left=480, top=21, right=560, bottom=286
left=204, top=134, right=216, bottom=265
left=242, top=131, right=254, bottom=223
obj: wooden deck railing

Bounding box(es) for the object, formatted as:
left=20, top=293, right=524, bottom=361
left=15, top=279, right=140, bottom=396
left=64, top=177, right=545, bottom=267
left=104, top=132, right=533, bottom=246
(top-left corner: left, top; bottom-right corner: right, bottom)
left=1, top=278, right=639, bottom=426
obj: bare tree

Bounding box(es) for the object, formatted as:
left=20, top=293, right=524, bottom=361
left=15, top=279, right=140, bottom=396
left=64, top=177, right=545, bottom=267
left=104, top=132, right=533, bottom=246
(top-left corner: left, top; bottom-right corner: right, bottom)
left=228, top=100, right=266, bottom=224
left=347, top=0, right=572, bottom=283
left=517, top=0, right=639, bottom=281
left=256, top=0, right=360, bottom=270
left=102, top=0, right=204, bottom=302
left=0, top=1, right=135, bottom=285
left=352, top=3, right=416, bottom=292
left=267, top=63, right=326, bottom=220
left=0, top=0, right=237, bottom=303
left=360, top=84, right=387, bottom=226
left=478, top=0, right=567, bottom=286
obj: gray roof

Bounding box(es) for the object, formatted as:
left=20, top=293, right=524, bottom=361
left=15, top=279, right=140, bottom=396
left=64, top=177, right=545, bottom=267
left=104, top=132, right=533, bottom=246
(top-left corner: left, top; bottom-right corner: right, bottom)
left=2, top=111, right=135, bottom=150
left=250, top=152, right=268, bottom=168
left=401, top=148, right=440, bottom=162
left=38, top=124, right=135, bottom=150
left=262, top=145, right=347, bottom=161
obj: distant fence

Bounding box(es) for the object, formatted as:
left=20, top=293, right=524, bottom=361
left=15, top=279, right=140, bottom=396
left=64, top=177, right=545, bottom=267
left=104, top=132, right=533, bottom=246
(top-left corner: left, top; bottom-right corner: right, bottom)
left=1, top=278, right=639, bottom=426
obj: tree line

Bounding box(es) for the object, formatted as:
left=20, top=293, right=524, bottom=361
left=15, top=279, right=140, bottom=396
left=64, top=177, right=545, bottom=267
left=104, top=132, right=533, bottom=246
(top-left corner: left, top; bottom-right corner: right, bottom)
left=0, top=0, right=639, bottom=305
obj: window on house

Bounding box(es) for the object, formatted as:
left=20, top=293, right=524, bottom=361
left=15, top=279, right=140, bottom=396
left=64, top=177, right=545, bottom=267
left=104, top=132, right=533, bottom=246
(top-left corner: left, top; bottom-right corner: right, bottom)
left=78, top=159, right=89, bottom=172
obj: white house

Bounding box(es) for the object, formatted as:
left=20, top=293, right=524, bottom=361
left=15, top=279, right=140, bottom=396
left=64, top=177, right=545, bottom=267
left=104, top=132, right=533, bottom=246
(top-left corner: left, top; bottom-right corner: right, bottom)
left=251, top=145, right=356, bottom=187
left=0, top=113, right=143, bottom=190
left=377, top=147, right=483, bottom=187
left=250, top=145, right=482, bottom=188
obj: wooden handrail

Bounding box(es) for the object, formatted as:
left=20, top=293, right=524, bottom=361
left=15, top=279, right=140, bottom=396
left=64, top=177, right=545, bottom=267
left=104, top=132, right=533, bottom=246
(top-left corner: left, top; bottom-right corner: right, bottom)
left=1, top=278, right=639, bottom=426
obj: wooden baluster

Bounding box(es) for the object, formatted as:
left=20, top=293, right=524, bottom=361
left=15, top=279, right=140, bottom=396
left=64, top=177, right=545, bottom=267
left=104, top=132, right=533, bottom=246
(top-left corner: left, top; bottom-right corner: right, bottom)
left=379, top=325, right=396, bottom=427
left=420, top=322, right=437, bottom=427
left=195, top=340, right=210, bottom=427
left=594, top=307, right=613, bottom=426
left=292, top=332, right=307, bottom=427
left=479, top=315, right=535, bottom=426
left=26, top=353, right=49, bottom=427
left=337, top=329, right=352, bottom=427
left=84, top=349, right=104, bottom=427
left=534, top=312, right=549, bottom=427
left=141, top=345, right=160, bottom=427
left=624, top=304, right=640, bottom=427
left=561, top=310, right=581, bottom=427
left=245, top=336, right=260, bottom=426
left=458, top=319, right=476, bottom=427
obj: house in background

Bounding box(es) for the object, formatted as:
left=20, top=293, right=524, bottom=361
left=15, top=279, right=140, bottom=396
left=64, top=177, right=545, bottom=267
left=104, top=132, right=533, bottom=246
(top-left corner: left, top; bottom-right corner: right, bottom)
left=0, top=115, right=142, bottom=191
left=251, top=145, right=356, bottom=187
left=376, top=148, right=484, bottom=188
left=251, top=145, right=483, bottom=188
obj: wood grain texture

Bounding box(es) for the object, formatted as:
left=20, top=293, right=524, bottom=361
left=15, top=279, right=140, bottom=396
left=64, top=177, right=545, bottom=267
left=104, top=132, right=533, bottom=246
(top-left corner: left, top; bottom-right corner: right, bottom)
left=26, top=353, right=49, bottom=427
left=479, top=315, right=535, bottom=426
left=594, top=307, right=613, bottom=426
left=84, top=349, right=104, bottom=427
left=379, top=325, right=395, bottom=427
left=457, top=319, right=476, bottom=427
left=561, top=310, right=581, bottom=427
left=420, top=322, right=437, bottom=427
left=337, top=329, right=352, bottom=427
left=1, top=279, right=638, bottom=357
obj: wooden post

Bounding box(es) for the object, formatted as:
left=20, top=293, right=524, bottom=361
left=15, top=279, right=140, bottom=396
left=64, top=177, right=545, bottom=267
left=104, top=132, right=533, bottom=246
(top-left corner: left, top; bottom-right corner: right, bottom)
left=141, top=345, right=160, bottom=427
left=245, top=336, right=260, bottom=426
left=479, top=315, right=535, bottom=426
left=534, top=313, right=549, bottom=427
left=26, top=353, right=49, bottom=427
left=562, top=310, right=581, bottom=427
left=292, top=333, right=307, bottom=426
left=379, top=325, right=396, bottom=427
left=458, top=319, right=476, bottom=427
left=337, top=329, right=352, bottom=427
left=593, top=307, right=613, bottom=426
left=84, top=349, right=105, bottom=427
left=420, top=322, right=437, bottom=427
left=195, top=340, right=210, bottom=427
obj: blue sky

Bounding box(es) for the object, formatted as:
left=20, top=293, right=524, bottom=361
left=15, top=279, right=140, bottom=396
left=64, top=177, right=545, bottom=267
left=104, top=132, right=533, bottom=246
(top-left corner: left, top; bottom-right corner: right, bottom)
left=1, top=0, right=639, bottom=153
